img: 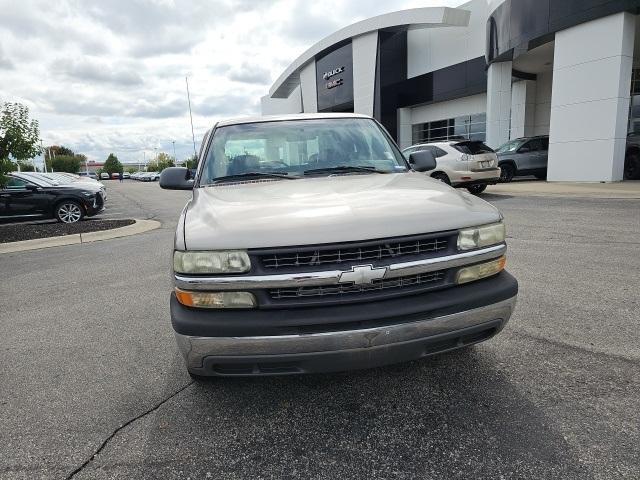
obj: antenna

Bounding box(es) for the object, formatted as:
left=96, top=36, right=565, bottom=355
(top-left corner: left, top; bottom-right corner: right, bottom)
left=185, top=76, right=197, bottom=158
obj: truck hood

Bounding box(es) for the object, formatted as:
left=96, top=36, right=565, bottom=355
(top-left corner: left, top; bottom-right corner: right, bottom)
left=183, top=172, right=501, bottom=250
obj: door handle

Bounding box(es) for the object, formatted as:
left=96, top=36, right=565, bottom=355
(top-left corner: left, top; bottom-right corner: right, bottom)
left=0, top=194, right=10, bottom=198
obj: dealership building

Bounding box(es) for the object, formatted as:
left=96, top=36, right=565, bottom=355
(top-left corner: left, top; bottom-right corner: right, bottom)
left=261, top=0, right=640, bottom=182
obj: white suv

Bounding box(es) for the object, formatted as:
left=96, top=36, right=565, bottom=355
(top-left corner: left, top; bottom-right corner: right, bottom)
left=402, top=140, right=501, bottom=194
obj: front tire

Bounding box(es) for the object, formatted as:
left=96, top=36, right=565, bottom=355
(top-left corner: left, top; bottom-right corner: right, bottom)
left=431, top=172, right=451, bottom=185
left=499, top=164, right=515, bottom=183
left=55, top=201, right=84, bottom=224
left=467, top=184, right=487, bottom=195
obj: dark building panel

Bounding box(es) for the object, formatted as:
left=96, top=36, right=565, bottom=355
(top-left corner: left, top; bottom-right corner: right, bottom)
left=376, top=40, right=488, bottom=141
left=487, top=0, right=640, bottom=64
left=316, top=42, right=354, bottom=112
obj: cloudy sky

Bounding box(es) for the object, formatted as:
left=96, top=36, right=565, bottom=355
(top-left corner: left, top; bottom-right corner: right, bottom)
left=0, top=0, right=460, bottom=166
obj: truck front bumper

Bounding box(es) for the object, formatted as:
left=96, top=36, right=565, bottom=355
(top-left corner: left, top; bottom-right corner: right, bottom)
left=172, top=272, right=518, bottom=376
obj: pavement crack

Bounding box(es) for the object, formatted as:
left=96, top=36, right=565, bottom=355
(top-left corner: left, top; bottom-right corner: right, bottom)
left=65, top=381, right=194, bottom=480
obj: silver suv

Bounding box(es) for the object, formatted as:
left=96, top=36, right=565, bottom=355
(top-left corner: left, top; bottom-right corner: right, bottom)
left=495, top=136, right=549, bottom=182
left=160, top=113, right=518, bottom=378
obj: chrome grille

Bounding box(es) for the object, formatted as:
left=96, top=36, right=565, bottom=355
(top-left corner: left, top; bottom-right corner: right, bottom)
left=259, top=237, right=449, bottom=270
left=268, top=271, right=446, bottom=299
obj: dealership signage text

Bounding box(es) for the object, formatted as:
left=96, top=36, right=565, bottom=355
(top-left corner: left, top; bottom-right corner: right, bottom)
left=323, top=66, right=345, bottom=89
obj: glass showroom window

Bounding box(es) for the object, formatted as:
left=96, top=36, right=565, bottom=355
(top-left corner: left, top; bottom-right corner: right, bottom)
left=412, top=113, right=486, bottom=144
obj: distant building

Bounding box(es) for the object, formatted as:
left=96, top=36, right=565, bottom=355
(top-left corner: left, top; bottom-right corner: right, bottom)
left=262, top=0, right=640, bottom=182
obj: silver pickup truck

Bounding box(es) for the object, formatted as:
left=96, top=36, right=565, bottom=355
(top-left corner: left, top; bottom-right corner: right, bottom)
left=160, top=113, right=518, bottom=377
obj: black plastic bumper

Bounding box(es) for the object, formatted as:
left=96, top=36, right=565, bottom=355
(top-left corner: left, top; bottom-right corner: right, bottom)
left=170, top=271, right=518, bottom=337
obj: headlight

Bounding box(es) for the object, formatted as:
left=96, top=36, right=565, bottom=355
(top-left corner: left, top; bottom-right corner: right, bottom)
left=456, top=256, right=506, bottom=284
left=173, top=250, right=251, bottom=274
left=175, top=289, right=256, bottom=309
left=457, top=222, right=505, bottom=250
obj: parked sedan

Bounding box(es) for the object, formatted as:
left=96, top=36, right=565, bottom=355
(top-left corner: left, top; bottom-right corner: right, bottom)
left=0, top=173, right=105, bottom=223
left=17, top=172, right=107, bottom=202
left=495, top=135, right=549, bottom=182
left=402, top=140, right=501, bottom=194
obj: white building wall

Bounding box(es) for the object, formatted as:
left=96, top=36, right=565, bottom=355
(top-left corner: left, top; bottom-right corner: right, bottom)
left=547, top=12, right=635, bottom=181
left=397, top=108, right=412, bottom=150
left=486, top=61, right=513, bottom=148
left=510, top=80, right=536, bottom=139
left=352, top=32, right=379, bottom=116
left=407, top=0, right=488, bottom=78
left=533, top=70, right=552, bottom=136
left=411, top=93, right=487, bottom=125
left=299, top=61, right=318, bottom=113
left=260, top=86, right=302, bottom=115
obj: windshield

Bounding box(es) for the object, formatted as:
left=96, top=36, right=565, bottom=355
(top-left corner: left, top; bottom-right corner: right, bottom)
left=200, top=118, right=407, bottom=185
left=495, top=139, right=524, bottom=153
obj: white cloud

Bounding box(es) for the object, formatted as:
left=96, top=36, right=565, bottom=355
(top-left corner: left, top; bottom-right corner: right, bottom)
left=0, top=0, right=462, bottom=164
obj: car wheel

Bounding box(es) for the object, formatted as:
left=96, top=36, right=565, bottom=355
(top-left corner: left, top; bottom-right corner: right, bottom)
left=467, top=184, right=487, bottom=195
left=431, top=172, right=451, bottom=185
left=534, top=172, right=547, bottom=180
left=624, top=151, right=640, bottom=180
left=499, top=164, right=515, bottom=182
left=56, top=201, right=84, bottom=223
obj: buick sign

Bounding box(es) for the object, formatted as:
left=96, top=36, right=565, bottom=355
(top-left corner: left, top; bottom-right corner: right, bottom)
left=323, top=66, right=345, bottom=80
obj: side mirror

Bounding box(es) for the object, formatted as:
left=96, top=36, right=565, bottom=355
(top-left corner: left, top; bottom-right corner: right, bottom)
left=26, top=184, right=39, bottom=191
left=409, top=150, right=437, bottom=172
left=518, top=146, right=530, bottom=153
left=160, top=167, right=193, bottom=190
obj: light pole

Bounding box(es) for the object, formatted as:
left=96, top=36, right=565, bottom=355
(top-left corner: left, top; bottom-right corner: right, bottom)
left=39, top=140, right=44, bottom=172
left=172, top=141, right=176, bottom=163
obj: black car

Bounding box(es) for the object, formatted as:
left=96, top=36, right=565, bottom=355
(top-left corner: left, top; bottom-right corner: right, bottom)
left=0, top=173, right=105, bottom=223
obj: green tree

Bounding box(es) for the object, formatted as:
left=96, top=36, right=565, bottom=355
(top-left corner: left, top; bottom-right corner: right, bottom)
left=103, top=153, right=123, bottom=174
left=50, top=155, right=80, bottom=173
left=147, top=152, right=175, bottom=172
left=0, top=102, right=42, bottom=186
left=44, top=145, right=74, bottom=161
left=184, top=155, right=198, bottom=169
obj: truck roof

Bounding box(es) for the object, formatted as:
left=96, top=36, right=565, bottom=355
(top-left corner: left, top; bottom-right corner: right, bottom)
left=215, top=112, right=372, bottom=128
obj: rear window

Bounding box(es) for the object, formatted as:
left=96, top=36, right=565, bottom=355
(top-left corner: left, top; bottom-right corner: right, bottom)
left=452, top=141, right=494, bottom=155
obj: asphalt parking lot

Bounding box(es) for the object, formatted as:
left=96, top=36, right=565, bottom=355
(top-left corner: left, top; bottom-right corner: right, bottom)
left=1, top=180, right=639, bottom=479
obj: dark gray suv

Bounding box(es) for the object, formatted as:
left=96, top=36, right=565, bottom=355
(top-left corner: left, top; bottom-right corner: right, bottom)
left=495, top=136, right=548, bottom=182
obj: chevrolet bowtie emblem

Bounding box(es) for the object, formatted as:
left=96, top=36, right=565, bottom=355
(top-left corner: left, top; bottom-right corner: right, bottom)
left=338, top=265, right=388, bottom=285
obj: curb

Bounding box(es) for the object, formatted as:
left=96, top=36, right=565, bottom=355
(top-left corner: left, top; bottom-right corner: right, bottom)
left=0, top=219, right=161, bottom=254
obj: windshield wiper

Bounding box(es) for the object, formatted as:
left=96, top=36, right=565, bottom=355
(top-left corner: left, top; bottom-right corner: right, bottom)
left=205, top=172, right=300, bottom=185
left=303, top=165, right=389, bottom=176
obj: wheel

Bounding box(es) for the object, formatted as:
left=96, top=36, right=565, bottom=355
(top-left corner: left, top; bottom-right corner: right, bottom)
left=534, top=172, right=547, bottom=180
left=466, top=184, right=487, bottom=195
left=431, top=172, right=451, bottom=185
left=499, top=163, right=515, bottom=182
left=624, top=151, right=640, bottom=180
left=55, top=200, right=84, bottom=223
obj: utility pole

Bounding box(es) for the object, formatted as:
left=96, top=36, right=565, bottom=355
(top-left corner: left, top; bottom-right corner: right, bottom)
left=185, top=76, right=197, bottom=157
left=172, top=140, right=176, bottom=163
